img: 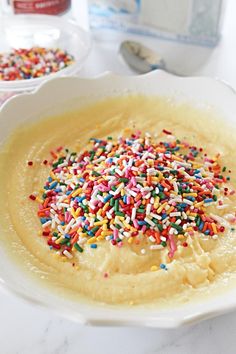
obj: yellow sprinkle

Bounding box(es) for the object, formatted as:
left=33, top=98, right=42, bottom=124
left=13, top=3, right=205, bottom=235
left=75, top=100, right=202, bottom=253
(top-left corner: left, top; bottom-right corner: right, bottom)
left=103, top=202, right=109, bottom=210
left=157, top=202, right=167, bottom=214
left=55, top=236, right=64, bottom=244
left=178, top=234, right=185, bottom=240
left=87, top=237, right=97, bottom=244
left=167, top=206, right=175, bottom=214
left=36, top=197, right=43, bottom=203
left=102, top=223, right=107, bottom=231
left=195, top=201, right=204, bottom=208
left=71, top=207, right=77, bottom=219
left=97, top=235, right=105, bottom=241
left=50, top=171, right=57, bottom=180
left=71, top=188, right=83, bottom=198
left=94, top=220, right=108, bottom=226
left=128, top=237, right=133, bottom=244
left=172, top=155, right=183, bottom=162
left=183, top=193, right=198, bottom=197
left=75, top=208, right=81, bottom=217
left=123, top=221, right=131, bottom=229
left=150, top=265, right=158, bottom=271
left=121, top=189, right=125, bottom=197
left=212, top=223, right=217, bottom=234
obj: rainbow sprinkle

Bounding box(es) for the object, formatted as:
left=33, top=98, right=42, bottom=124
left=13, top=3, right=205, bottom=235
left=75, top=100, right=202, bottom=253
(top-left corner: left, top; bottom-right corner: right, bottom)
left=0, top=47, right=74, bottom=81
left=29, top=130, right=235, bottom=261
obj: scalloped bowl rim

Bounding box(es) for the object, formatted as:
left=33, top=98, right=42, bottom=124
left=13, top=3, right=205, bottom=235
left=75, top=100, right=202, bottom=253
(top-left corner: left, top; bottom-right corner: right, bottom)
left=1, top=71, right=236, bottom=328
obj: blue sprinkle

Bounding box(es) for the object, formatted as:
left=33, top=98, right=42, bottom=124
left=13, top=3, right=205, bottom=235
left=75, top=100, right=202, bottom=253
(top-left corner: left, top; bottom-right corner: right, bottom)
left=66, top=190, right=72, bottom=195
left=186, top=196, right=195, bottom=201
left=61, top=221, right=65, bottom=226
left=199, top=221, right=204, bottom=231
left=160, top=263, right=167, bottom=270
left=90, top=244, right=97, bottom=249
left=49, top=181, right=58, bottom=190
left=40, top=217, right=50, bottom=224
left=48, top=177, right=53, bottom=182
left=204, top=198, right=213, bottom=203
left=54, top=188, right=62, bottom=193
left=87, top=231, right=94, bottom=236
left=104, top=194, right=113, bottom=203
left=65, top=234, right=71, bottom=239
left=162, top=213, right=167, bottom=219
left=79, top=178, right=85, bottom=182
left=138, top=221, right=146, bottom=225
left=204, top=230, right=210, bottom=235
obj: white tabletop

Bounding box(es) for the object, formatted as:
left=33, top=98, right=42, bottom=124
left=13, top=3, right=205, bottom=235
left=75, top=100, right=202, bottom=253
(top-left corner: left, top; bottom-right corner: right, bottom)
left=1, top=1, right=236, bottom=353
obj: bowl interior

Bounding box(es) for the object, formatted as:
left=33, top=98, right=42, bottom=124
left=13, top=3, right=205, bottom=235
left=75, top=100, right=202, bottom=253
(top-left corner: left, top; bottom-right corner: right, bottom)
left=0, top=71, right=236, bottom=327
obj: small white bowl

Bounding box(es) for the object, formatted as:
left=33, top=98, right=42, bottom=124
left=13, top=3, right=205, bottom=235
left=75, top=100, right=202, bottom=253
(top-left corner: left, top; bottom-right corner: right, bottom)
left=0, top=15, right=91, bottom=92
left=0, top=71, right=236, bottom=328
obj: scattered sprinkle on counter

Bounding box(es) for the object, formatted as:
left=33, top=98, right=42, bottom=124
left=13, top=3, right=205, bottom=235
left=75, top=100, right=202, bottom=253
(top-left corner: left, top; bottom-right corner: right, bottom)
left=29, top=131, right=236, bottom=263
left=0, top=47, right=74, bottom=81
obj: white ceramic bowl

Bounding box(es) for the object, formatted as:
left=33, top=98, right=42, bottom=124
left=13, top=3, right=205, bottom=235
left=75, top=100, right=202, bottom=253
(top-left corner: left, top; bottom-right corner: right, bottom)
left=0, top=71, right=236, bottom=328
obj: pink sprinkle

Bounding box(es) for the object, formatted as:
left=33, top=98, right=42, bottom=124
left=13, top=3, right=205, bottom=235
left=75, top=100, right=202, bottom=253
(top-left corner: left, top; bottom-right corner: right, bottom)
left=168, top=233, right=177, bottom=258
left=113, top=228, right=119, bottom=240
left=141, top=225, right=147, bottom=233
left=133, top=219, right=139, bottom=228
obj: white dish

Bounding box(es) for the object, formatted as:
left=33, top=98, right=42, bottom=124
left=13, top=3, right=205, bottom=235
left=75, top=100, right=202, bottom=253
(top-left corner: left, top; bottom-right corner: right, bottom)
left=0, top=71, right=236, bottom=328
left=0, top=15, right=91, bottom=92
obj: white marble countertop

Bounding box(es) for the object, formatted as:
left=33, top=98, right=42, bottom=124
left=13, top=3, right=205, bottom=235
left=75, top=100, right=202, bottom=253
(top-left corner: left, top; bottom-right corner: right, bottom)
left=1, top=1, right=236, bottom=353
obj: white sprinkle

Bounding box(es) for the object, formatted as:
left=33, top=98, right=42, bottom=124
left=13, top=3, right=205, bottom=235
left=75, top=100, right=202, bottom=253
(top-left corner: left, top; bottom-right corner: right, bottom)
left=127, top=189, right=137, bottom=197
left=145, top=217, right=155, bottom=227
left=146, top=203, right=152, bottom=215
left=212, top=234, right=218, bottom=240
left=150, top=245, right=163, bottom=250
left=183, top=198, right=193, bottom=205
left=149, top=212, right=162, bottom=220
left=160, top=236, right=166, bottom=241
left=149, top=236, right=156, bottom=243
left=131, top=207, right=137, bottom=221
left=42, top=220, right=51, bottom=228
left=172, top=180, right=179, bottom=194
left=63, top=250, right=73, bottom=259
left=141, top=248, right=146, bottom=254
left=170, top=211, right=181, bottom=217
left=115, top=168, right=123, bottom=176
left=114, top=183, right=124, bottom=195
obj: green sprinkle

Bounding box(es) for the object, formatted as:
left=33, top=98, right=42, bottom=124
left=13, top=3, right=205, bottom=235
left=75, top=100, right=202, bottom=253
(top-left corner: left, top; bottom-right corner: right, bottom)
left=170, top=222, right=183, bottom=233
left=74, top=243, right=83, bottom=253
left=137, top=208, right=145, bottom=213
left=161, top=241, right=167, bottom=247
left=92, top=171, right=101, bottom=177
left=222, top=166, right=226, bottom=172
left=91, top=226, right=99, bottom=233
left=158, top=192, right=166, bottom=200
left=116, top=211, right=125, bottom=217
left=213, top=195, right=217, bottom=201
left=115, top=199, right=119, bottom=212
left=60, top=238, right=69, bottom=245
left=119, top=178, right=129, bottom=183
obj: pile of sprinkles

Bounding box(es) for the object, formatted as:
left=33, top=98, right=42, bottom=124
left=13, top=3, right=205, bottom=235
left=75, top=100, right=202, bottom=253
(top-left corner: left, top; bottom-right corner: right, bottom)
left=29, top=130, right=235, bottom=264
left=0, top=47, right=74, bottom=81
